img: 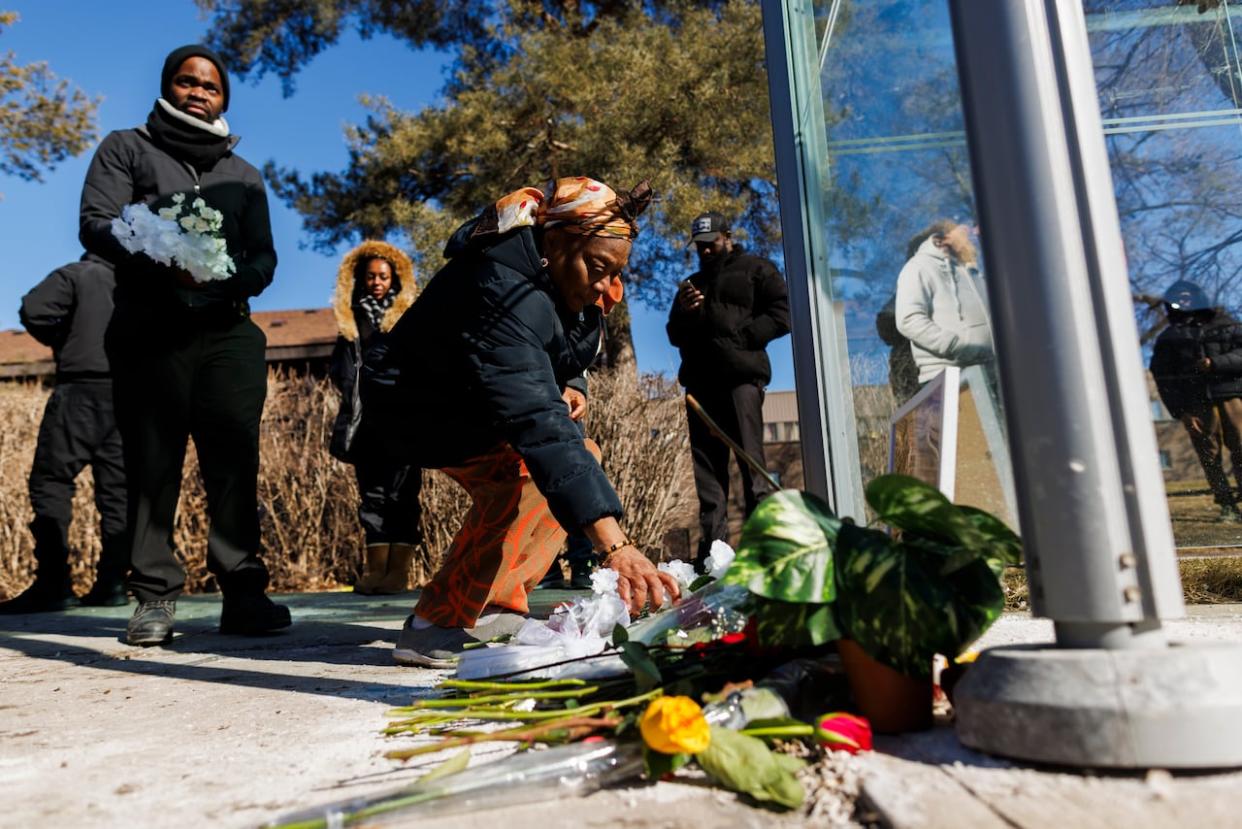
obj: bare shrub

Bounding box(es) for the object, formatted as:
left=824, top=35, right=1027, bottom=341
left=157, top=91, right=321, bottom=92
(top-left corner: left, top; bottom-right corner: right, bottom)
left=584, top=370, right=692, bottom=558
left=0, top=367, right=691, bottom=597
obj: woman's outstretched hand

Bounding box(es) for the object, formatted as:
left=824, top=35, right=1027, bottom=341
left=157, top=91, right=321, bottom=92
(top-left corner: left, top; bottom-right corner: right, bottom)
left=606, top=545, right=681, bottom=616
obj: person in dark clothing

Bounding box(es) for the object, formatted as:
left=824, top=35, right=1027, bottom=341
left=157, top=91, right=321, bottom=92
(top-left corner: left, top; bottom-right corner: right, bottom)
left=0, top=255, right=129, bottom=614
left=875, top=295, right=921, bottom=407
left=329, top=240, right=422, bottom=594
left=1151, top=280, right=1242, bottom=522
left=78, top=44, right=288, bottom=645
left=374, top=177, right=680, bottom=667
left=666, top=212, right=791, bottom=566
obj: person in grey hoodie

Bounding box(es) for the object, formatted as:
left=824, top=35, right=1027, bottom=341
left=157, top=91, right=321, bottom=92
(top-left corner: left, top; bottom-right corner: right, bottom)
left=894, top=219, right=993, bottom=385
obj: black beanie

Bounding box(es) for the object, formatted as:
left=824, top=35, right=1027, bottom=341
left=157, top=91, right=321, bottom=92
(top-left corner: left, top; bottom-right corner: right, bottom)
left=161, top=44, right=231, bottom=113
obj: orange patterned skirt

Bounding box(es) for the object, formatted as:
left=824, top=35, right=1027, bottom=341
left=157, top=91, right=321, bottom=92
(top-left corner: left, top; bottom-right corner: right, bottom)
left=414, top=440, right=601, bottom=628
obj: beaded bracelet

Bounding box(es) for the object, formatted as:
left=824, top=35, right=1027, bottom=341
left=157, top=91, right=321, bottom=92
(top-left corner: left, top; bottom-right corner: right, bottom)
left=595, top=538, right=634, bottom=559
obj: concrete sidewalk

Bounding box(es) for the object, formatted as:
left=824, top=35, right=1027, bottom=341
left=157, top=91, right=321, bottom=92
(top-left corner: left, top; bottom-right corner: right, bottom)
left=3, top=595, right=1241, bottom=828
left=0, top=590, right=805, bottom=829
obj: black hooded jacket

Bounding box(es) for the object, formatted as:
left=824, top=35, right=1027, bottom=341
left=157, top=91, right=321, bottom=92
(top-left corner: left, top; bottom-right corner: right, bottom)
left=1151, top=308, right=1242, bottom=416
left=78, top=123, right=276, bottom=311
left=666, top=246, right=791, bottom=388
left=373, top=220, right=621, bottom=530
left=19, top=255, right=116, bottom=380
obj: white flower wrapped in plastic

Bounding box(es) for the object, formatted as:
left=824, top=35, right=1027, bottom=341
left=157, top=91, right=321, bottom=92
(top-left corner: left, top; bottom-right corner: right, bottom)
left=110, top=192, right=236, bottom=283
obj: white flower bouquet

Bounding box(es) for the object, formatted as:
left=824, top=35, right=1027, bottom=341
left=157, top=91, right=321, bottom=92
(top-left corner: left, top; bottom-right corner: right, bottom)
left=110, top=193, right=235, bottom=283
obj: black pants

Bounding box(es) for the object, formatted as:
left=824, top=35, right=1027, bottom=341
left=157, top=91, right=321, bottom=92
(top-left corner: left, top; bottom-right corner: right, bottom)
left=686, top=383, right=775, bottom=562
left=111, top=307, right=269, bottom=602
left=354, top=451, right=423, bottom=546
left=28, top=380, right=128, bottom=584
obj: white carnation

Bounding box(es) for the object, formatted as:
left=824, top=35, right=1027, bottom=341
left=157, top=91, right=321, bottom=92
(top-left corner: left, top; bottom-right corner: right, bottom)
left=705, top=540, right=736, bottom=580
left=589, top=568, right=620, bottom=596
left=657, top=559, right=697, bottom=589
left=110, top=201, right=235, bottom=283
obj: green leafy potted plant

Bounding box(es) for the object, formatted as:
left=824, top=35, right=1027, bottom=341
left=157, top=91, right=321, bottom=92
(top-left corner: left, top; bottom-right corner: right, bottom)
left=723, top=474, right=1021, bottom=733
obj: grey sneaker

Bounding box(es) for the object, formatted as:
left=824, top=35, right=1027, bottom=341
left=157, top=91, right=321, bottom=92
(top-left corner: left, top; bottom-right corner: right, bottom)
left=392, top=612, right=527, bottom=668
left=1220, top=505, right=1242, bottom=524
left=126, top=600, right=176, bottom=646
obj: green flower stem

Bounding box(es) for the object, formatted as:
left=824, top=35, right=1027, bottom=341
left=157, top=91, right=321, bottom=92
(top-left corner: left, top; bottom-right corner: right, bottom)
left=439, top=678, right=591, bottom=693
left=389, top=687, right=597, bottom=711
left=384, top=688, right=663, bottom=755
left=384, top=715, right=623, bottom=761
left=738, top=725, right=816, bottom=739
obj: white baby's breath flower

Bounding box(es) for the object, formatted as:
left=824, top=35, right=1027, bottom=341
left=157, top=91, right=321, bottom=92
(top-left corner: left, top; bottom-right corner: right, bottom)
left=172, top=193, right=185, bottom=204
left=590, top=568, right=620, bottom=596
left=192, top=197, right=206, bottom=210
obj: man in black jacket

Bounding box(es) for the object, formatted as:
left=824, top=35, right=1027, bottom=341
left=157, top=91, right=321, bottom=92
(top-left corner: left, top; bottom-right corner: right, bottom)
left=1151, top=280, right=1242, bottom=523
left=78, top=45, right=288, bottom=645
left=0, top=256, right=129, bottom=614
left=667, top=212, right=791, bottom=566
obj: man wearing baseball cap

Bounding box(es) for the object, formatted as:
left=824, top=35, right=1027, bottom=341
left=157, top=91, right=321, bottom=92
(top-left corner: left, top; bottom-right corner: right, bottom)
left=667, top=211, right=790, bottom=568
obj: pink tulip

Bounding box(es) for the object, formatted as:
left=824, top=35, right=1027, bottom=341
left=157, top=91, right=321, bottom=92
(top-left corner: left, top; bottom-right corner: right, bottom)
left=815, top=712, right=873, bottom=754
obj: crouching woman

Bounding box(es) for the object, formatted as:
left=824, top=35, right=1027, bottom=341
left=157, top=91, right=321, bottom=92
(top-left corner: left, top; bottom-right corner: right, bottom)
left=329, top=241, right=421, bottom=593
left=374, top=177, right=680, bottom=666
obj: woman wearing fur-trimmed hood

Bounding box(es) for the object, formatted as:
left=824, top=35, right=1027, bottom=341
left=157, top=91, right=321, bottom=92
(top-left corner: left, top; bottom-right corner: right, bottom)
left=329, top=240, right=421, bottom=595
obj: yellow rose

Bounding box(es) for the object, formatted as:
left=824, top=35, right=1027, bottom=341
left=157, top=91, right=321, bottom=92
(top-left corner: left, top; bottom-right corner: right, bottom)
left=640, top=696, right=711, bottom=755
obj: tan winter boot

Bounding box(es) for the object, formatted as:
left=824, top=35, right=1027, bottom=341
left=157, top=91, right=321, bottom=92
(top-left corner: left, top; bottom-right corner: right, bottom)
left=374, top=543, right=416, bottom=594
left=355, top=544, right=390, bottom=594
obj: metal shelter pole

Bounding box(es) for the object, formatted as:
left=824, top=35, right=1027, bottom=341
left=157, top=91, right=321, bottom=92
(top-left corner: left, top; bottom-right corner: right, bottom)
left=761, top=0, right=865, bottom=517
left=947, top=0, right=1242, bottom=767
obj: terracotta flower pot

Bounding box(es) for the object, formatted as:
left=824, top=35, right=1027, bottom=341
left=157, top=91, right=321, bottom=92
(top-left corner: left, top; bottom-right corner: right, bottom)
left=836, top=639, right=933, bottom=734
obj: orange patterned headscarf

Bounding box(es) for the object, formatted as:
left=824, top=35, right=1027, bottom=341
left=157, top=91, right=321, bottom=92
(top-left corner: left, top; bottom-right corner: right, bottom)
left=475, top=177, right=652, bottom=241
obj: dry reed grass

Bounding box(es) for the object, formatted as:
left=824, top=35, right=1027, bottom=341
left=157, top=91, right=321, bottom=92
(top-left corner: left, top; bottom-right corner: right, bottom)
left=0, top=367, right=690, bottom=599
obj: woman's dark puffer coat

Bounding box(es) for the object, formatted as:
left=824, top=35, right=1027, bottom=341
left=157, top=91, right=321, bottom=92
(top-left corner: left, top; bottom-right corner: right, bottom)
left=370, top=219, right=621, bottom=531
left=329, top=240, right=419, bottom=460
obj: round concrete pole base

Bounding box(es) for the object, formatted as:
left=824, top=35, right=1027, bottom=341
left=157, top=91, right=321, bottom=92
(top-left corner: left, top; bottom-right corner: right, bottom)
left=954, top=643, right=1242, bottom=768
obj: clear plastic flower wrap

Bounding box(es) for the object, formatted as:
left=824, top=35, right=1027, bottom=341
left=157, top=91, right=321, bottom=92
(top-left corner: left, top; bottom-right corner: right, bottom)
left=626, top=580, right=751, bottom=647
left=455, top=570, right=631, bottom=681
left=266, top=741, right=644, bottom=828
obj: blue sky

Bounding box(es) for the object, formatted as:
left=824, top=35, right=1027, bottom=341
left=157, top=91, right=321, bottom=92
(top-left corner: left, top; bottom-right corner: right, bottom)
left=0, top=1, right=795, bottom=389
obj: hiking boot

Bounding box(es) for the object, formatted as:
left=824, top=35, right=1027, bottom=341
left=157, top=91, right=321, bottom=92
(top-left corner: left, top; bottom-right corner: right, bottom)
left=80, top=578, right=129, bottom=607
left=1220, top=504, right=1242, bottom=524
left=126, top=601, right=175, bottom=646
left=354, top=544, right=390, bottom=595
left=0, top=580, right=79, bottom=615
left=219, top=593, right=292, bottom=635
left=392, top=612, right=527, bottom=668
left=373, top=543, right=416, bottom=594
left=567, top=554, right=599, bottom=591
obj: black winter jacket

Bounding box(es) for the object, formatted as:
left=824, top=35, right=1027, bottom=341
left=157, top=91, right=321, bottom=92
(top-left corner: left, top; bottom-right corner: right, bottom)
left=373, top=220, right=620, bottom=530
left=20, top=255, right=116, bottom=380
left=1151, top=309, right=1242, bottom=417
left=666, top=247, right=791, bottom=389
left=79, top=126, right=276, bottom=312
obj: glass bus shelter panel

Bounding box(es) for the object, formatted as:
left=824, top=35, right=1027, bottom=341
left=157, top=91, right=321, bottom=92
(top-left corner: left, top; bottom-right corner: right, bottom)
left=1085, top=1, right=1242, bottom=551
left=810, top=0, right=1017, bottom=525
